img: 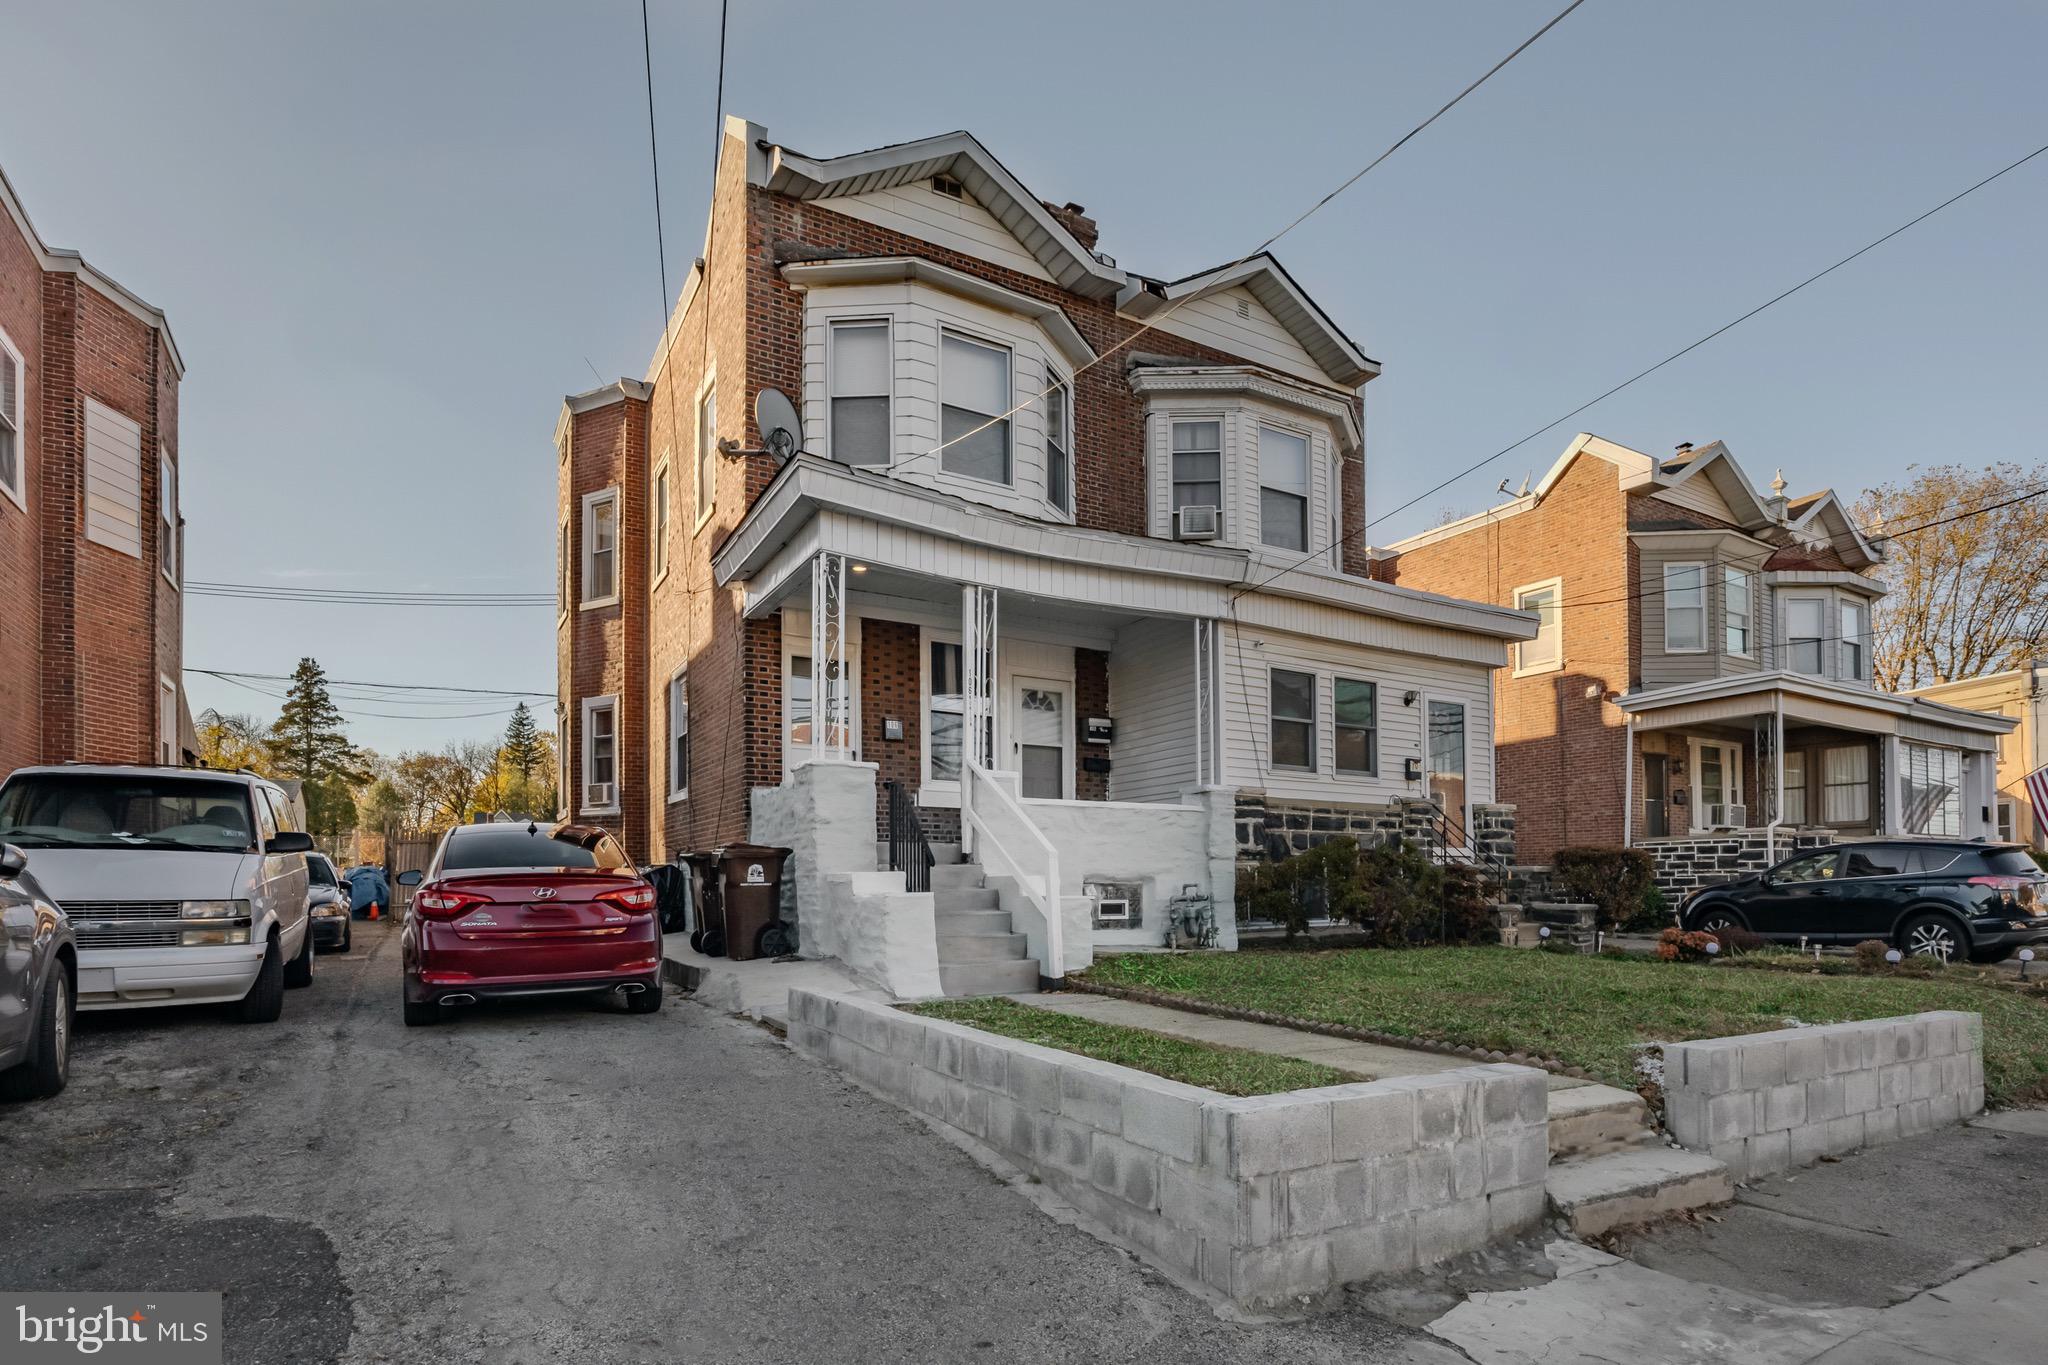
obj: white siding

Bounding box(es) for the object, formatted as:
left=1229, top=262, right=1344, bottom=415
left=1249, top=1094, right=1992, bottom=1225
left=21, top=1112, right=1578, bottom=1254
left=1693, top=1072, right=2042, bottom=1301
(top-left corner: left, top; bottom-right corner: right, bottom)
left=1148, top=286, right=1328, bottom=387
left=1143, top=393, right=1342, bottom=565
left=1107, top=617, right=1199, bottom=803
left=1647, top=477, right=1735, bottom=525
left=1220, top=619, right=1497, bottom=806
left=825, top=182, right=1056, bottom=283
left=84, top=398, right=143, bottom=557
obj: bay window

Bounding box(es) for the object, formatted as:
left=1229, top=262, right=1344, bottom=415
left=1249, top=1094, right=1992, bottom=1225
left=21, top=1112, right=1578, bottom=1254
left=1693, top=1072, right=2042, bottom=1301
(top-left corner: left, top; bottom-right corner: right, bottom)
left=1258, top=424, right=1310, bottom=551
left=940, top=331, right=1011, bottom=483
left=1841, top=601, right=1870, bottom=681
left=829, top=321, right=891, bottom=465
left=581, top=488, right=619, bottom=606
left=1171, top=420, right=1222, bottom=526
left=1724, top=569, right=1752, bottom=656
left=1270, top=668, right=1316, bottom=771
left=1664, top=564, right=1705, bottom=652
left=1786, top=598, right=1824, bottom=675
left=1044, top=377, right=1071, bottom=514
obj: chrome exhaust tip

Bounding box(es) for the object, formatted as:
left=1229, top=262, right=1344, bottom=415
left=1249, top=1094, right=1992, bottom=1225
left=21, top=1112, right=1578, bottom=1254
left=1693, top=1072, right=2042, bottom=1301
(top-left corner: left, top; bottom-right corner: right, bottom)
left=439, top=993, right=477, bottom=1006
left=615, top=982, right=647, bottom=995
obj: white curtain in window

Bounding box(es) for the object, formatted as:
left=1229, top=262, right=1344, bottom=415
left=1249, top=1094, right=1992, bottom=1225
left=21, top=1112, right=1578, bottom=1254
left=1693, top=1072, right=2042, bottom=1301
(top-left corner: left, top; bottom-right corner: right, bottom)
left=1821, top=744, right=1870, bottom=823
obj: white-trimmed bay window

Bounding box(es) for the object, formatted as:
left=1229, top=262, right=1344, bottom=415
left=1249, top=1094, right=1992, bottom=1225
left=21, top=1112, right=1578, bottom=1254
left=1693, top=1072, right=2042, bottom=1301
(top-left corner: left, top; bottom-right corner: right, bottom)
left=1841, top=600, right=1870, bottom=682
left=1514, top=579, right=1561, bottom=673
left=1269, top=667, right=1316, bottom=771
left=939, top=330, right=1011, bottom=484
left=828, top=320, right=891, bottom=465
left=1258, top=424, right=1310, bottom=551
left=1044, top=376, right=1072, bottom=515
left=1663, top=563, right=1705, bottom=652
left=667, top=669, right=689, bottom=800
left=650, top=455, right=670, bottom=582
left=159, top=447, right=178, bottom=586
left=0, top=323, right=22, bottom=511
left=1171, top=419, right=1222, bottom=530
left=1724, top=568, right=1752, bottom=657
left=1785, top=597, right=1825, bottom=675
left=580, top=488, right=619, bottom=607
left=581, top=695, right=619, bottom=813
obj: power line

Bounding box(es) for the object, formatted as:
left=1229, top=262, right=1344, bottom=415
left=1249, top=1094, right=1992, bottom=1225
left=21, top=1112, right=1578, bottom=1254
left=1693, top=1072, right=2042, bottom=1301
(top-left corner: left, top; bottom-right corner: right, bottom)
left=889, top=0, right=1587, bottom=476
left=188, top=669, right=552, bottom=698
left=1234, top=137, right=2048, bottom=600
left=187, top=579, right=551, bottom=602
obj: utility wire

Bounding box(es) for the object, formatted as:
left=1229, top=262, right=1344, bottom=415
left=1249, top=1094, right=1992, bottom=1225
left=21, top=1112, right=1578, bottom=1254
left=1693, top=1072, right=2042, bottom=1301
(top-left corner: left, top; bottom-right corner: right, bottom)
left=188, top=669, right=553, bottom=698
left=1234, top=138, right=2048, bottom=600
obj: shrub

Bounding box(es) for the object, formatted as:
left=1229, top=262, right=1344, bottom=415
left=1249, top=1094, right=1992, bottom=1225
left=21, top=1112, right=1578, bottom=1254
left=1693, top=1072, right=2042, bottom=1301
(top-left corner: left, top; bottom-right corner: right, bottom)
left=1716, top=925, right=1765, bottom=956
left=1622, top=882, right=1673, bottom=934
left=1553, top=846, right=1659, bottom=931
left=1239, top=837, right=1498, bottom=947
left=1655, top=927, right=1721, bottom=964
left=1853, top=939, right=1893, bottom=973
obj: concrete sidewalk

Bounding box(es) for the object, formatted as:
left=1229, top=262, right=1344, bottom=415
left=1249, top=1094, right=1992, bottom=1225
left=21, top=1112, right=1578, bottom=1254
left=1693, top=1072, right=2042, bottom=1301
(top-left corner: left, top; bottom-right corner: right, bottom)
left=1019, top=989, right=1592, bottom=1090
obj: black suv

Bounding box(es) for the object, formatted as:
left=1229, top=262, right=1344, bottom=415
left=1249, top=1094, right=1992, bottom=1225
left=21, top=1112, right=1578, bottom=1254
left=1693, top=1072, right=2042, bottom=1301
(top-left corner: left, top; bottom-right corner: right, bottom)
left=1679, top=840, right=2048, bottom=963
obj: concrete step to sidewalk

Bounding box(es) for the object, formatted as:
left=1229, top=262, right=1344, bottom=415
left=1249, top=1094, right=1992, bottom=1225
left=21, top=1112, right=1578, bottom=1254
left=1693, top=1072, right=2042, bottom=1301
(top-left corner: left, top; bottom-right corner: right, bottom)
left=939, top=958, right=1041, bottom=997
left=1545, top=1146, right=1734, bottom=1237
left=935, top=909, right=1013, bottom=937
left=1548, top=1083, right=1657, bottom=1160
left=932, top=886, right=999, bottom=912
left=931, top=863, right=986, bottom=892
left=936, top=932, right=1028, bottom=963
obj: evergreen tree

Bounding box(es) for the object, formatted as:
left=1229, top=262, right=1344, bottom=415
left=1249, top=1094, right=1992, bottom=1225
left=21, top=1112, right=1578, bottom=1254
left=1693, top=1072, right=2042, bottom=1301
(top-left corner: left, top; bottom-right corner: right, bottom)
left=266, top=658, right=365, bottom=791
left=502, top=703, right=543, bottom=785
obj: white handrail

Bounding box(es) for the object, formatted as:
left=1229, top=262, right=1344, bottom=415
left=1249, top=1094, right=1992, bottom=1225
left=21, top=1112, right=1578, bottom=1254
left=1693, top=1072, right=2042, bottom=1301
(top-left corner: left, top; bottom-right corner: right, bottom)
left=961, top=760, right=1063, bottom=980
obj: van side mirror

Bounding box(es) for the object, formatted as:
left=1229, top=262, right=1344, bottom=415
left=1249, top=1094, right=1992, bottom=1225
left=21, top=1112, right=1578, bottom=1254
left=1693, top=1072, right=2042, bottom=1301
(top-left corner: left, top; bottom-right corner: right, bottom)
left=396, top=869, right=423, bottom=887
left=0, top=844, right=26, bottom=879
left=267, top=831, right=315, bottom=854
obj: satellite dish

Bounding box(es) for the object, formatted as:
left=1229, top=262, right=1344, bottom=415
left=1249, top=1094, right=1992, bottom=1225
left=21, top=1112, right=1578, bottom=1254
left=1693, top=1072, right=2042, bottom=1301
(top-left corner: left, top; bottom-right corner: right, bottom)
left=754, top=388, right=803, bottom=464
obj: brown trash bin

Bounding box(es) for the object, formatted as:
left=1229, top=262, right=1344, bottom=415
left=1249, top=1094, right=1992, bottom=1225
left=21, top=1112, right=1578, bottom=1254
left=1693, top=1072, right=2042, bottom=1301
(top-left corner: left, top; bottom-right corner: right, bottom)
left=718, top=844, right=792, bottom=961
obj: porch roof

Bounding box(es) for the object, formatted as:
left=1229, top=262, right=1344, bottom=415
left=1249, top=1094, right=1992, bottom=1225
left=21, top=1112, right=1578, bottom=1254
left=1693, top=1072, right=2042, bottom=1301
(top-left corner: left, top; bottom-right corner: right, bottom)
left=1617, top=671, right=2015, bottom=747
left=710, top=456, right=1540, bottom=644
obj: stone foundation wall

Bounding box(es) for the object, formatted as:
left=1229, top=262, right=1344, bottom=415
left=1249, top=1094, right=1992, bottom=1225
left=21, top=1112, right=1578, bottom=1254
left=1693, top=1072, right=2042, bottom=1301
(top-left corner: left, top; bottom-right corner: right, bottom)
left=1642, top=829, right=1838, bottom=898
left=1660, top=1011, right=1984, bottom=1183
left=789, top=989, right=1550, bottom=1311
left=1235, top=794, right=1516, bottom=865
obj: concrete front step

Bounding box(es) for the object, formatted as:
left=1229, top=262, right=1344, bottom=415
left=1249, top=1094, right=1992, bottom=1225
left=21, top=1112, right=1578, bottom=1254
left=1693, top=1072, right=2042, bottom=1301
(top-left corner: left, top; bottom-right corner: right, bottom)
left=936, top=932, right=1028, bottom=963
left=933, top=886, right=999, bottom=912
left=930, top=863, right=987, bottom=892
left=935, top=909, right=1013, bottom=937
left=1545, top=1147, right=1734, bottom=1237
left=938, top=958, right=1041, bottom=997
left=1548, top=1083, right=1657, bottom=1161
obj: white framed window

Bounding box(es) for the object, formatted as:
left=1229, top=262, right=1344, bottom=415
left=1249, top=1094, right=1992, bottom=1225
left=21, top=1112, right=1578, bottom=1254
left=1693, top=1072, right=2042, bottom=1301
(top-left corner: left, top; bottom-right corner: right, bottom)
left=558, top=518, right=571, bottom=619
left=0, top=323, right=24, bottom=511
left=1663, top=563, right=1705, bottom=652
left=1785, top=597, right=1825, bottom=675
left=1782, top=749, right=1807, bottom=824
left=1269, top=667, right=1316, bottom=771
left=924, top=636, right=965, bottom=788
left=1998, top=798, right=2016, bottom=844
left=1822, top=743, right=1872, bottom=825
left=580, top=488, right=619, bottom=607
left=693, top=376, right=717, bottom=529
left=1257, top=424, right=1310, bottom=552
left=1690, top=738, right=1743, bottom=827
left=939, top=330, right=1011, bottom=484
left=580, top=695, right=619, bottom=813
left=1170, top=419, right=1222, bottom=528
left=158, top=447, right=178, bottom=587
left=1901, top=742, right=1961, bottom=836
left=1334, top=677, right=1376, bottom=775
left=159, top=676, right=178, bottom=766
left=556, top=704, right=570, bottom=810
left=1044, top=375, right=1072, bottom=515
left=650, top=454, right=670, bottom=583
left=1513, top=578, right=1562, bottom=674
left=1841, top=600, right=1869, bottom=682
left=1724, top=568, right=1752, bottom=657
left=828, top=320, right=891, bottom=466
left=667, top=669, right=689, bottom=801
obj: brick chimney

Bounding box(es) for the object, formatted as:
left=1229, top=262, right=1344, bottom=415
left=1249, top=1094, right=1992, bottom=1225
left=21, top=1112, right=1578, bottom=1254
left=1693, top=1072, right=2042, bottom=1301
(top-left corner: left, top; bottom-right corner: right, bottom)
left=1042, top=200, right=1099, bottom=253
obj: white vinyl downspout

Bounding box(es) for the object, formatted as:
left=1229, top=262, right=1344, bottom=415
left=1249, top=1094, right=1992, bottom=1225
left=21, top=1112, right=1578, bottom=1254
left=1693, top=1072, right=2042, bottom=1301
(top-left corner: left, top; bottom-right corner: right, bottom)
left=1621, top=713, right=1635, bottom=848
left=1765, top=694, right=1786, bottom=862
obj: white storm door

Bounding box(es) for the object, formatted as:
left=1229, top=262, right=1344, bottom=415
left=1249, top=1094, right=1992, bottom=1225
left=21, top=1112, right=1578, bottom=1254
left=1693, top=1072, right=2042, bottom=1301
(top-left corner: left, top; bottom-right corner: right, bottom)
left=1010, top=677, right=1072, bottom=800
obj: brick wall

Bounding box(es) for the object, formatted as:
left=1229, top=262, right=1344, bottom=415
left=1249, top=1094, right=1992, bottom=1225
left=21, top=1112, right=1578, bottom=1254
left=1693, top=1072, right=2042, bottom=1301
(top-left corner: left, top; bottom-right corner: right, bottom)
left=1386, top=457, right=1635, bottom=863
left=0, top=200, right=44, bottom=772
left=859, top=617, right=922, bottom=832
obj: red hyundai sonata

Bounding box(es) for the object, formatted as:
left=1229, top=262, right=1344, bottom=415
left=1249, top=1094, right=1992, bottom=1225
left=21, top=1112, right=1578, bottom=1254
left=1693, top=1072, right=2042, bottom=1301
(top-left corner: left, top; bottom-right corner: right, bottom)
left=398, top=822, right=662, bottom=1026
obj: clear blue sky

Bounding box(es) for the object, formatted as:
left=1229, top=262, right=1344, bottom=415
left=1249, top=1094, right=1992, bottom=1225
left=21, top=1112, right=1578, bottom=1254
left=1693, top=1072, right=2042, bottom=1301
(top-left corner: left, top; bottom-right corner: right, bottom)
left=5, top=1, right=2044, bottom=754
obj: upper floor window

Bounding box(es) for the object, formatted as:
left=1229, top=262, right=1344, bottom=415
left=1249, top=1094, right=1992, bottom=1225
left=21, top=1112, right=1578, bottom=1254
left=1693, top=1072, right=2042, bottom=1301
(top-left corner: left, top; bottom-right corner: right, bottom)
left=558, top=519, right=570, bottom=615
left=0, top=325, right=23, bottom=510
left=1269, top=667, right=1316, bottom=771
left=159, top=448, right=178, bottom=586
left=667, top=670, right=689, bottom=800
left=1785, top=597, right=1825, bottom=675
left=1258, top=424, right=1310, bottom=551
left=651, top=456, right=670, bottom=580
left=1514, top=579, right=1561, bottom=673
left=1724, top=569, right=1752, bottom=657
left=829, top=321, right=891, bottom=466
left=694, top=380, right=717, bottom=526
left=1044, top=378, right=1071, bottom=515
left=1171, top=420, right=1222, bottom=530
left=940, top=331, right=1011, bottom=484
left=1841, top=601, right=1869, bottom=681
left=1664, top=563, right=1705, bottom=652
left=581, top=488, right=619, bottom=606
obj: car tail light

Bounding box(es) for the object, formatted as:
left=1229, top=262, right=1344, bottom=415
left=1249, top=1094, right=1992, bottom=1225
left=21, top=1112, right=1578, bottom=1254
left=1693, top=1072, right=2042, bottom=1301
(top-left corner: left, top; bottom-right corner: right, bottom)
left=595, top=884, right=658, bottom=915
left=1968, top=875, right=2029, bottom=904
left=415, top=888, right=487, bottom=920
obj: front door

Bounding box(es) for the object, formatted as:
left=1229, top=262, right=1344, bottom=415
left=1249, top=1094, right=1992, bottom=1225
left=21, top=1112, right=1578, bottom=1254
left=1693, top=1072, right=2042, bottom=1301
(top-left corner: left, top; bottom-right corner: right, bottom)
left=1644, top=755, right=1670, bottom=838
left=1427, top=700, right=1468, bottom=834
left=1010, top=678, right=1071, bottom=800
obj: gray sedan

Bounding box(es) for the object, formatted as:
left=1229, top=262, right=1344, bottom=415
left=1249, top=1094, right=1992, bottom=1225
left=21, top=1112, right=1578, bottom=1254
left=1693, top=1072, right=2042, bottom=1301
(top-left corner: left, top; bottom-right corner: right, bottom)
left=1, top=842, right=75, bottom=1101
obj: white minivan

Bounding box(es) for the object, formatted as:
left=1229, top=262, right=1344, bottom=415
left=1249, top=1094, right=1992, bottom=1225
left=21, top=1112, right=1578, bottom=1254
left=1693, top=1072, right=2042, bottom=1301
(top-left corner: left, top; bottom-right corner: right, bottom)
left=0, top=765, right=316, bottom=1022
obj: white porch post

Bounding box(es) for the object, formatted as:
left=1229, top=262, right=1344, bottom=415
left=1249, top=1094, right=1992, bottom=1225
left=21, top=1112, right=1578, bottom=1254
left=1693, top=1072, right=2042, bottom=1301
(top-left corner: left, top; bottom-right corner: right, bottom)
left=1621, top=714, right=1635, bottom=848
left=1883, top=735, right=1906, bottom=835
left=961, top=584, right=998, bottom=770
left=811, top=550, right=848, bottom=763
left=1769, top=697, right=1786, bottom=862
left=1194, top=618, right=1220, bottom=787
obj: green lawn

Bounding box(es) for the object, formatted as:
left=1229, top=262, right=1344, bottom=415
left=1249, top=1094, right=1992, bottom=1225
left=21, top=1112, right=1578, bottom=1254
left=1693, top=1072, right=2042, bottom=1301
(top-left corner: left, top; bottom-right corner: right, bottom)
left=1081, top=948, right=2048, bottom=1106
left=904, top=996, right=1360, bottom=1097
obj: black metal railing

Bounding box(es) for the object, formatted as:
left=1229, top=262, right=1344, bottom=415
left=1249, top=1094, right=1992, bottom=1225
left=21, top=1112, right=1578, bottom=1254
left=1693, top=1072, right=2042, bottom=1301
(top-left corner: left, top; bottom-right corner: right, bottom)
left=885, top=780, right=935, bottom=893
left=1420, top=801, right=1515, bottom=889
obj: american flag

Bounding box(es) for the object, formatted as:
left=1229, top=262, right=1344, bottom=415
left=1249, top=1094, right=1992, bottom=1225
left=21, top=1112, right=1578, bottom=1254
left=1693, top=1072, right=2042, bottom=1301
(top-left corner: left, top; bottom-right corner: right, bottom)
left=2026, top=764, right=2048, bottom=829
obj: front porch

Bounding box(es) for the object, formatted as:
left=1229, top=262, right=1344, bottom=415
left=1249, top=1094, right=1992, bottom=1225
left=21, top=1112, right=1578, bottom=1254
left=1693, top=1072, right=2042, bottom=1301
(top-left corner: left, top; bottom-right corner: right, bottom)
left=1617, top=673, right=2014, bottom=895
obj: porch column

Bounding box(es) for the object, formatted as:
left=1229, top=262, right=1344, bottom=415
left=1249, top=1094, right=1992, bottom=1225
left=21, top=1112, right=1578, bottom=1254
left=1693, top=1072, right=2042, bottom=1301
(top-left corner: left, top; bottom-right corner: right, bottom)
left=1194, top=618, right=1221, bottom=786
left=1882, top=735, right=1906, bottom=835
left=1621, top=714, right=1635, bottom=848
left=811, top=550, right=849, bottom=763
left=961, top=584, right=998, bottom=770
left=1769, top=697, right=1785, bottom=862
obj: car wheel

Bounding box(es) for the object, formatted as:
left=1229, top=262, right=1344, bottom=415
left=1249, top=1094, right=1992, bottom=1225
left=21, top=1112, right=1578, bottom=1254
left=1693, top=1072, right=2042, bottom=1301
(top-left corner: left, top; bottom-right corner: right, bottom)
left=402, top=994, right=437, bottom=1027
left=625, top=979, right=664, bottom=1015
left=237, top=939, right=285, bottom=1023
left=1693, top=905, right=1745, bottom=936
left=1899, top=913, right=1967, bottom=964
left=339, top=924, right=351, bottom=954
left=284, top=923, right=315, bottom=988
left=0, top=967, right=71, bottom=1102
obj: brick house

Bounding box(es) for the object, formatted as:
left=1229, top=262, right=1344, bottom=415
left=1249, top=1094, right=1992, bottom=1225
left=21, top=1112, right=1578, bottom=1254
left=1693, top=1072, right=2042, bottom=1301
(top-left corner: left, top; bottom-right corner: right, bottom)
left=1905, top=663, right=2048, bottom=851
left=0, top=163, right=187, bottom=775
left=556, top=119, right=1535, bottom=992
left=1383, top=434, right=2013, bottom=894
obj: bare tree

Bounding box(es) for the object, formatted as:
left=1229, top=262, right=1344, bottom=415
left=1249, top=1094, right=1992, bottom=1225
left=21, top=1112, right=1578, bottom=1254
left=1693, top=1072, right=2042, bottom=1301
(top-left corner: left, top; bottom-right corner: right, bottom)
left=1856, top=462, right=2048, bottom=689
left=428, top=740, right=500, bottom=826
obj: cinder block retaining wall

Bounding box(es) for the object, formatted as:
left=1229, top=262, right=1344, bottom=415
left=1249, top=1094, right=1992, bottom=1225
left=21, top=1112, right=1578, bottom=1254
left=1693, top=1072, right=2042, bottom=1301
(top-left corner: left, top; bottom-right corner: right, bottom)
left=787, top=989, right=1550, bottom=1310
left=1661, top=1011, right=1984, bottom=1182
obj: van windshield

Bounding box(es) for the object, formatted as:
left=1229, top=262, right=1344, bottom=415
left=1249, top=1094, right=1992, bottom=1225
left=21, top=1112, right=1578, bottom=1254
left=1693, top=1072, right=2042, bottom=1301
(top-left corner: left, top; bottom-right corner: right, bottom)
left=0, top=774, right=257, bottom=852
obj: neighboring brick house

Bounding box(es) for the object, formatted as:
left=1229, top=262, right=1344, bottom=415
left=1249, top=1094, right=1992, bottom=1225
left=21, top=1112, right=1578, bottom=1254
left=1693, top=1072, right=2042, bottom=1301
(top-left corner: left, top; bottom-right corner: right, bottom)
left=0, top=163, right=187, bottom=775
left=1384, top=435, right=2013, bottom=890
left=556, top=119, right=1534, bottom=987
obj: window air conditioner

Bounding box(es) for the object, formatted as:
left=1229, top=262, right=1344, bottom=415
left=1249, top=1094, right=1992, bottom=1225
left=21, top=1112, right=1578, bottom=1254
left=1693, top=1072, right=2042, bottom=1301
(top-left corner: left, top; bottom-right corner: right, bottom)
left=1176, top=505, right=1221, bottom=540
left=586, top=782, right=616, bottom=809
left=1707, top=803, right=1746, bottom=830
